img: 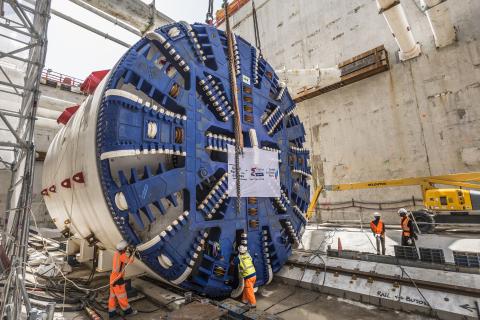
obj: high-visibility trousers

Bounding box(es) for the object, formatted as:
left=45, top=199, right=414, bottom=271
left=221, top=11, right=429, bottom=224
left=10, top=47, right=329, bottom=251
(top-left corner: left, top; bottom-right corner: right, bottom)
left=108, top=283, right=132, bottom=317
left=242, top=276, right=257, bottom=306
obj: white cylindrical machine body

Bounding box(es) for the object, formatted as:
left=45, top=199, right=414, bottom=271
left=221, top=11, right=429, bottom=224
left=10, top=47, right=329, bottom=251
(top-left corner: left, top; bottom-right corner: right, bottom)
left=421, top=0, right=456, bottom=48
left=376, top=0, right=421, bottom=61
left=42, top=76, right=155, bottom=276
left=43, top=78, right=120, bottom=245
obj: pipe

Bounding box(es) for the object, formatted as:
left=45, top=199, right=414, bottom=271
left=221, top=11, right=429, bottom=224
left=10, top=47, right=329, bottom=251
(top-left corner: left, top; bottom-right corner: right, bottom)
left=38, top=95, right=79, bottom=112
left=376, top=0, right=421, bottom=61
left=35, top=117, right=59, bottom=130
left=276, top=66, right=341, bottom=92
left=420, top=0, right=455, bottom=48
left=78, top=0, right=174, bottom=35
left=36, top=107, right=61, bottom=120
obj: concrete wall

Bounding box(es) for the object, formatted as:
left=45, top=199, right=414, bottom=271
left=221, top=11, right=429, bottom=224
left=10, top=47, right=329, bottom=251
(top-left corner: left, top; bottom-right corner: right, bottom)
left=226, top=0, right=480, bottom=221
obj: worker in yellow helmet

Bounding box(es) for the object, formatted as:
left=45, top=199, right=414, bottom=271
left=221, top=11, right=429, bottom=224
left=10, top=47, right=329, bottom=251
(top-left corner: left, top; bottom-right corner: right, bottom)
left=234, top=245, right=257, bottom=308
left=370, top=212, right=386, bottom=255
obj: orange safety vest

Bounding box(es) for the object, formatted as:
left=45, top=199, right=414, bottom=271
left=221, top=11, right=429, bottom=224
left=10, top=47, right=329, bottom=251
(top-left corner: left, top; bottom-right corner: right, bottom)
left=110, top=251, right=133, bottom=285
left=370, top=220, right=384, bottom=236
left=401, top=217, right=411, bottom=237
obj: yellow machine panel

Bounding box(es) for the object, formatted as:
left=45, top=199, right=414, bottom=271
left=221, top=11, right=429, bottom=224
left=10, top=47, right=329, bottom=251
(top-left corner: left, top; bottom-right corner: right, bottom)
left=424, top=189, right=473, bottom=211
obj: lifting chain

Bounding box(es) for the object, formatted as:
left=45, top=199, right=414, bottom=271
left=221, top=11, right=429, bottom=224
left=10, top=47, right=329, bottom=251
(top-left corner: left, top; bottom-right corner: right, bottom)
left=224, top=0, right=243, bottom=220
left=206, top=0, right=214, bottom=25
left=252, top=0, right=262, bottom=55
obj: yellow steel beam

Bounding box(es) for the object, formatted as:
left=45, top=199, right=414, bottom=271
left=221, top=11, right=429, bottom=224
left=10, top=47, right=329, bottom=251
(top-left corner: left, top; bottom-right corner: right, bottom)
left=306, top=186, right=323, bottom=220
left=426, top=172, right=480, bottom=182
left=324, top=172, right=480, bottom=191
left=304, top=172, right=480, bottom=220
left=426, top=179, right=480, bottom=190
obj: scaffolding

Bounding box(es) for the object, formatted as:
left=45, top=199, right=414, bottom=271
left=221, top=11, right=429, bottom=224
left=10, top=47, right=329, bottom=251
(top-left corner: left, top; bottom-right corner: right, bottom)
left=0, top=0, right=51, bottom=318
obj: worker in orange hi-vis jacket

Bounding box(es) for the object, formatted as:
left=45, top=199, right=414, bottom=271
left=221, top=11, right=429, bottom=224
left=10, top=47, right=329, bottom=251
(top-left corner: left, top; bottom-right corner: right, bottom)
left=370, top=212, right=386, bottom=255
left=398, top=208, right=418, bottom=247
left=108, top=240, right=137, bottom=319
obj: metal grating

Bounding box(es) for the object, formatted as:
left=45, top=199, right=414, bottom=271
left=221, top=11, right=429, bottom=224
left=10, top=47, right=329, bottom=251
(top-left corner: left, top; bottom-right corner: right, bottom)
left=453, top=251, right=480, bottom=268
left=419, top=247, right=445, bottom=264
left=394, top=245, right=419, bottom=260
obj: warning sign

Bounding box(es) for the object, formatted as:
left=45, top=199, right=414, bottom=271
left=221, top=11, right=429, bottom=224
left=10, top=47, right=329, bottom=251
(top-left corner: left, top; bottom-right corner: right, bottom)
left=227, top=145, right=280, bottom=197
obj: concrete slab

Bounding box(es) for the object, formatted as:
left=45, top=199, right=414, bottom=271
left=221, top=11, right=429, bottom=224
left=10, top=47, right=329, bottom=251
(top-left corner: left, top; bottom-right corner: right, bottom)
left=301, top=226, right=480, bottom=263
left=279, top=252, right=480, bottom=320
left=257, top=281, right=433, bottom=320
left=166, top=301, right=227, bottom=320
left=132, top=278, right=185, bottom=310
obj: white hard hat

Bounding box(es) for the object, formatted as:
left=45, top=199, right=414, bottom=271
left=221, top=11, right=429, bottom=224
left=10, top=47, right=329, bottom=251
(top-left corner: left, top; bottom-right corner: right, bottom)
left=116, top=240, right=128, bottom=251
left=373, top=212, right=381, bottom=218
left=238, top=245, right=247, bottom=254
left=398, top=208, right=408, bottom=216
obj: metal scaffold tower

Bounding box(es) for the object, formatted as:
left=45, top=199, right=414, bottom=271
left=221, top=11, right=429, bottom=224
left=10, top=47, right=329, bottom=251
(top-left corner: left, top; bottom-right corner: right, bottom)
left=0, top=0, right=51, bottom=318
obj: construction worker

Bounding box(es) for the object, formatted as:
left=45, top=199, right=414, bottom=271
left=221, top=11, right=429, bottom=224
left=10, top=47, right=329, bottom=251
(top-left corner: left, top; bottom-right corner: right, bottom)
left=234, top=245, right=257, bottom=308
left=370, top=212, right=386, bottom=255
left=398, top=208, right=418, bottom=247
left=108, top=240, right=136, bottom=319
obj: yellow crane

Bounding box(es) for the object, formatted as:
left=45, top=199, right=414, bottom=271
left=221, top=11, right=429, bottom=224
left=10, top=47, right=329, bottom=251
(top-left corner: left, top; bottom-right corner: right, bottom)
left=306, top=172, right=480, bottom=232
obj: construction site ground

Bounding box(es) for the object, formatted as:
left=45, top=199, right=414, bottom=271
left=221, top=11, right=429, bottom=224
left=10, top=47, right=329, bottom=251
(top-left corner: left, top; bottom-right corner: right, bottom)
left=24, top=225, right=479, bottom=319
left=54, top=280, right=433, bottom=320
left=302, top=225, right=480, bottom=261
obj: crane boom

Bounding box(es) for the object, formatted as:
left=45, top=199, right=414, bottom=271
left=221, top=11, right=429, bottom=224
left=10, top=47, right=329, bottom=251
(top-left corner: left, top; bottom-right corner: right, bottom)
left=306, top=172, right=480, bottom=219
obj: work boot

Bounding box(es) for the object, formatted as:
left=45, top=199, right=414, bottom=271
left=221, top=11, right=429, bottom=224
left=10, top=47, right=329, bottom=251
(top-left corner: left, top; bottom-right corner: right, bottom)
left=108, top=311, right=120, bottom=319
left=123, top=308, right=138, bottom=317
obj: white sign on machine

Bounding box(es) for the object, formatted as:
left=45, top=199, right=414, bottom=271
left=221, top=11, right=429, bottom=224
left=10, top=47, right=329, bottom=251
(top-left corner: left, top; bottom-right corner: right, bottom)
left=227, top=144, right=280, bottom=197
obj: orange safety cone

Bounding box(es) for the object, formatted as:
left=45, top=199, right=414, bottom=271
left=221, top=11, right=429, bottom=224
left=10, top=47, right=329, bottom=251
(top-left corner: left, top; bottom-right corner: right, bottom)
left=337, top=237, right=343, bottom=254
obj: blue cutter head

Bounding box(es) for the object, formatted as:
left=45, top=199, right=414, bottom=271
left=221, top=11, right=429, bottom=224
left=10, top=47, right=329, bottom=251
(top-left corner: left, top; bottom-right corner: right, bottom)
left=96, top=22, right=309, bottom=297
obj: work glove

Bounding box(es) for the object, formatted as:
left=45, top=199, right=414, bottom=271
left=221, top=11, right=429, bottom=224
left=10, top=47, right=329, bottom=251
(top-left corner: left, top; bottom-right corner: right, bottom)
left=407, top=238, right=413, bottom=245
left=413, top=234, right=418, bottom=240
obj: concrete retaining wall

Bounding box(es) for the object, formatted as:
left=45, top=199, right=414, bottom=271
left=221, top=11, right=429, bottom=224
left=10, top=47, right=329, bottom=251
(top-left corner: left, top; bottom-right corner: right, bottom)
left=226, top=0, right=480, bottom=221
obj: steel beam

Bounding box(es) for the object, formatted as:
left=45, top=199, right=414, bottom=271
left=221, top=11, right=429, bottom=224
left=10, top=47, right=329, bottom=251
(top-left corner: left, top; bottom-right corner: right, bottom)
left=0, top=32, right=30, bottom=45
left=0, top=81, right=26, bottom=91
left=0, top=88, right=22, bottom=96
left=0, top=18, right=34, bottom=37
left=68, top=0, right=142, bottom=36
left=0, top=111, right=28, bottom=148
left=0, top=42, right=37, bottom=60
left=0, top=141, right=24, bottom=148
left=0, top=50, right=39, bottom=64
left=78, top=0, right=174, bottom=34
left=0, top=67, right=20, bottom=95
left=7, top=0, right=35, bottom=33
left=50, top=7, right=130, bottom=47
